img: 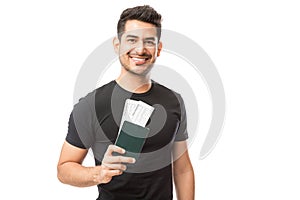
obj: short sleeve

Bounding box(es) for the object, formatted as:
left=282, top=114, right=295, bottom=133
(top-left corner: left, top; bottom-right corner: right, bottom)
left=174, top=95, right=189, bottom=141
left=66, top=112, right=86, bottom=149
left=66, top=92, right=96, bottom=149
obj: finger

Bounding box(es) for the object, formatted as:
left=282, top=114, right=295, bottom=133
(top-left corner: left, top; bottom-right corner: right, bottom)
left=106, top=145, right=125, bottom=155
left=107, top=155, right=136, bottom=164
left=102, top=176, right=112, bottom=184
left=98, top=168, right=123, bottom=183
left=102, top=163, right=127, bottom=171
left=106, top=169, right=123, bottom=177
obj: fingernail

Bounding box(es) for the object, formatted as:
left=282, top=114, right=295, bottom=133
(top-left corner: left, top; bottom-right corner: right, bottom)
left=132, top=158, right=136, bottom=163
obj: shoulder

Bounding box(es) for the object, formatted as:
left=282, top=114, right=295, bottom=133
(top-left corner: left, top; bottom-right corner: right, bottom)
left=152, top=80, right=182, bottom=100
left=95, top=80, right=116, bottom=95
left=74, top=80, right=115, bottom=109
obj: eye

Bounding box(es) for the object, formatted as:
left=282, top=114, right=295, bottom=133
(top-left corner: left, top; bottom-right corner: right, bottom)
left=127, top=38, right=137, bottom=44
left=145, top=40, right=155, bottom=46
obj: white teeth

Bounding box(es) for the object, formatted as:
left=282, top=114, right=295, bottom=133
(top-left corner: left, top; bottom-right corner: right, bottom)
left=132, top=57, right=146, bottom=61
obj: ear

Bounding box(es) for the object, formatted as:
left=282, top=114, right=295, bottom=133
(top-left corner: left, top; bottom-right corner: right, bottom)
left=113, top=37, right=120, bottom=54
left=157, top=41, right=162, bottom=57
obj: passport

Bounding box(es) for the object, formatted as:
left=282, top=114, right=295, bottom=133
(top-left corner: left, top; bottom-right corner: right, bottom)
left=114, top=120, right=150, bottom=160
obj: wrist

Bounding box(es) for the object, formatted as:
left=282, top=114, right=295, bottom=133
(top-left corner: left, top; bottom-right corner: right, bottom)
left=87, top=166, right=103, bottom=185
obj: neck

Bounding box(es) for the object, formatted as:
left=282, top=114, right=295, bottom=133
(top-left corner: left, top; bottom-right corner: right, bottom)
left=116, top=70, right=152, bottom=94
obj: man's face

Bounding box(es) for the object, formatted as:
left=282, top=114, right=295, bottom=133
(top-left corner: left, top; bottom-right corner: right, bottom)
left=114, top=20, right=162, bottom=76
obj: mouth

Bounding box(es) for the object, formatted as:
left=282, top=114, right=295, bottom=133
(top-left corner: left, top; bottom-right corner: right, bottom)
left=129, top=55, right=150, bottom=65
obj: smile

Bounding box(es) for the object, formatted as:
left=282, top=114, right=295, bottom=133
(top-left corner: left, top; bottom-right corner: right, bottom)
left=129, top=55, right=150, bottom=65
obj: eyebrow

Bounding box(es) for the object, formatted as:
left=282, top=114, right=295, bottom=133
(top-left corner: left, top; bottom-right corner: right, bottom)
left=144, top=37, right=156, bottom=41
left=126, top=35, right=156, bottom=41
left=126, top=35, right=139, bottom=38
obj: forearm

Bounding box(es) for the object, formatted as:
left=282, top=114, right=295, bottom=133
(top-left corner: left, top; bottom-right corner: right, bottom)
left=57, top=162, right=101, bottom=187
left=174, top=169, right=195, bottom=200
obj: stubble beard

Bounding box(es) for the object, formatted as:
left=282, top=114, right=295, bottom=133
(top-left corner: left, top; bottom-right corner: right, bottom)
left=120, top=58, right=155, bottom=77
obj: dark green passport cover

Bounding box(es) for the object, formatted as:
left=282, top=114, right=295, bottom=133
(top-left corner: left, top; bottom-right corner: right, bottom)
left=115, top=121, right=149, bottom=160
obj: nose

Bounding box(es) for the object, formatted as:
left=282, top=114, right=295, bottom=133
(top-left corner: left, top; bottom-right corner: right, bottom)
left=134, top=41, right=146, bottom=55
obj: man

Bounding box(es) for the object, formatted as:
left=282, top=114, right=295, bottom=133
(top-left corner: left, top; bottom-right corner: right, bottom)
left=57, top=5, right=195, bottom=200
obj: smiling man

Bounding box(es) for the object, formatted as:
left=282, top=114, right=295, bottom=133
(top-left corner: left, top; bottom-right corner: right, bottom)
left=116, top=20, right=160, bottom=75
left=57, top=5, right=195, bottom=200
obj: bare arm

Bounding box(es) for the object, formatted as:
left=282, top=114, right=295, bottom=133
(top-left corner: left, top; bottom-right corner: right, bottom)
left=57, top=141, right=135, bottom=187
left=173, top=141, right=195, bottom=200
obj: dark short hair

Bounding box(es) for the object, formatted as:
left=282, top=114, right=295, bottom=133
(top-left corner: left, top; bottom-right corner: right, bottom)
left=117, top=5, right=162, bottom=40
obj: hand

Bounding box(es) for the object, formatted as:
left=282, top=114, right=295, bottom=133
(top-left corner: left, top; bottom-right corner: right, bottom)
left=93, top=145, right=136, bottom=184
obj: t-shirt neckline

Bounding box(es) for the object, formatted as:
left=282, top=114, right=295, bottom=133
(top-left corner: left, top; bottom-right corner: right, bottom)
left=113, top=80, right=155, bottom=97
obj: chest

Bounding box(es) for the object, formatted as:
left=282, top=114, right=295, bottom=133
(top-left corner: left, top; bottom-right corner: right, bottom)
left=95, top=98, right=180, bottom=153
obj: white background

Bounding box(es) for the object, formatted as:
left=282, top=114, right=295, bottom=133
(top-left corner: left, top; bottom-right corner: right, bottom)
left=1, top=0, right=299, bottom=199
